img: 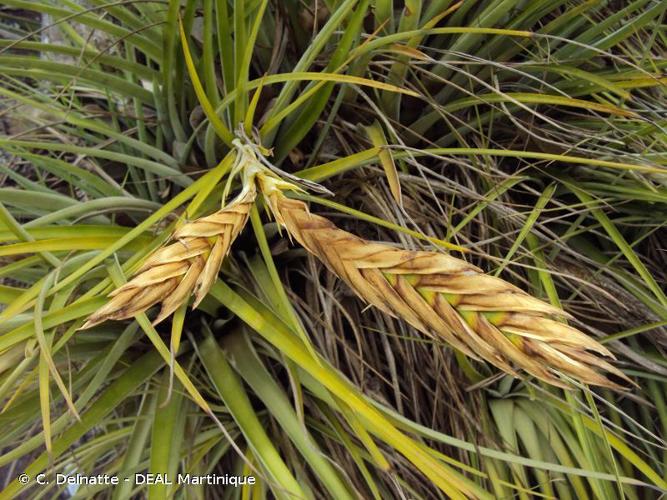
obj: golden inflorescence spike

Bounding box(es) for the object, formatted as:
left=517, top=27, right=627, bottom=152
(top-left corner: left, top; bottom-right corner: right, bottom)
left=257, top=175, right=628, bottom=389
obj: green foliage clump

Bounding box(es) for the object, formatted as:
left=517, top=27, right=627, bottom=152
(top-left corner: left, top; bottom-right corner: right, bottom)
left=0, top=1, right=665, bottom=498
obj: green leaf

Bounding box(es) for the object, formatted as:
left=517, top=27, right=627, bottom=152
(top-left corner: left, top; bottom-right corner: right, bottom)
left=198, top=327, right=308, bottom=500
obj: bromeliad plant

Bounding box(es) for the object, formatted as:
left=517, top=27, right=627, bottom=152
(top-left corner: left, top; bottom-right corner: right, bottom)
left=85, top=138, right=627, bottom=390
left=0, top=1, right=665, bottom=499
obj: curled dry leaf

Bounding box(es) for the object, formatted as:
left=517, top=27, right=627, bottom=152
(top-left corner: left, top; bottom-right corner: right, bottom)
left=259, top=177, right=628, bottom=389
left=81, top=186, right=256, bottom=329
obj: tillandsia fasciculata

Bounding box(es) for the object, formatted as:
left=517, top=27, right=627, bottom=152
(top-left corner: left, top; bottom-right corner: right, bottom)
left=85, top=137, right=628, bottom=389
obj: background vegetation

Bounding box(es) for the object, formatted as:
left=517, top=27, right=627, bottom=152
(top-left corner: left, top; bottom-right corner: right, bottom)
left=0, top=0, right=665, bottom=498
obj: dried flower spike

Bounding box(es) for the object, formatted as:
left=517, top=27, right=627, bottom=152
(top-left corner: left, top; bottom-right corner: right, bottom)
left=81, top=185, right=256, bottom=329
left=259, top=177, right=627, bottom=389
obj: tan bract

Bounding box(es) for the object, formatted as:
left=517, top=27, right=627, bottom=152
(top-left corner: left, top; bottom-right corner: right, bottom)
left=259, top=175, right=626, bottom=389
left=81, top=185, right=256, bottom=329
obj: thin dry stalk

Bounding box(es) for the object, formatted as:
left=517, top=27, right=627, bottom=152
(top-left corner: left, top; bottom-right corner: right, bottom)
left=259, top=177, right=626, bottom=389
left=81, top=185, right=256, bottom=329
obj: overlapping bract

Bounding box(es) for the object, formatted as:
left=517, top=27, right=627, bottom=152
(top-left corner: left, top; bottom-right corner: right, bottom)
left=261, top=183, right=626, bottom=388
left=81, top=186, right=255, bottom=329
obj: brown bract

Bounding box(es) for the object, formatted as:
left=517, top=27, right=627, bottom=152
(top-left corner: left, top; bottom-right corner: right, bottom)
left=262, top=186, right=627, bottom=389
left=81, top=187, right=256, bottom=329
